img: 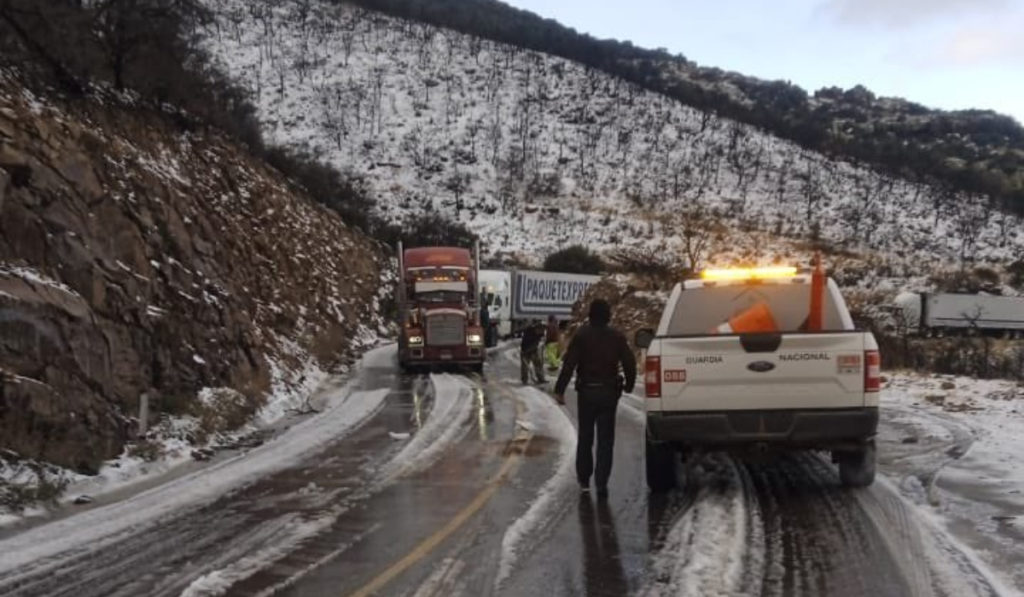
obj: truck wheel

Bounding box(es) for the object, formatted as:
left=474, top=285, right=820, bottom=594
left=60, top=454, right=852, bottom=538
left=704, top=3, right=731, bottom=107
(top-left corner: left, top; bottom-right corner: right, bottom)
left=838, top=441, right=876, bottom=488
left=645, top=432, right=677, bottom=493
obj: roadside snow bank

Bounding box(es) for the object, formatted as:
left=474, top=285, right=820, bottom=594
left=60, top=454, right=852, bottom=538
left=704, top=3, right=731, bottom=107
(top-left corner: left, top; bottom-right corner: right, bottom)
left=495, top=385, right=577, bottom=587
left=0, top=348, right=392, bottom=575
left=879, top=372, right=1024, bottom=591
left=1, top=343, right=391, bottom=529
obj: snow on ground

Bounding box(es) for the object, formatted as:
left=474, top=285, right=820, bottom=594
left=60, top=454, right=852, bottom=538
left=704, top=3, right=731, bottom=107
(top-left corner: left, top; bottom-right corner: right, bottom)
left=0, top=348, right=393, bottom=575
left=177, top=368, right=483, bottom=595
left=179, top=509, right=345, bottom=597
left=378, top=373, right=475, bottom=482
left=495, top=384, right=577, bottom=587
left=621, top=392, right=648, bottom=423
left=200, top=0, right=1024, bottom=274
left=258, top=338, right=332, bottom=425
left=642, top=456, right=764, bottom=597
left=857, top=477, right=1016, bottom=597
left=878, top=372, right=1024, bottom=591
left=59, top=431, right=196, bottom=503
left=0, top=340, right=392, bottom=529
left=0, top=263, right=82, bottom=297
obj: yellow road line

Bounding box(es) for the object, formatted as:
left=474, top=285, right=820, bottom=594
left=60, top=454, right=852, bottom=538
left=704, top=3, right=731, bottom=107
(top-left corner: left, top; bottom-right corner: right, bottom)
left=345, top=380, right=529, bottom=597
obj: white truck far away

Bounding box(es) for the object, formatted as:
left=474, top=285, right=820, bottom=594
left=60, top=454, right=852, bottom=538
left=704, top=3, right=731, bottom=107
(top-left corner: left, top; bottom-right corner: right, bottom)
left=636, top=267, right=881, bottom=492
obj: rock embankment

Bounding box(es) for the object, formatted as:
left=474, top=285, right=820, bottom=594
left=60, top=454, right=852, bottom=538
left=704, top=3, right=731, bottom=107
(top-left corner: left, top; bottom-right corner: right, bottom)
left=0, top=70, right=388, bottom=473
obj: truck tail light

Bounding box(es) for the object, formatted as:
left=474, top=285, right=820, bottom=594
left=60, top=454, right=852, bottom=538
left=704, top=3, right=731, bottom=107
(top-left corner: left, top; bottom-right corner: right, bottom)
left=645, top=356, right=661, bottom=398
left=864, top=350, right=881, bottom=393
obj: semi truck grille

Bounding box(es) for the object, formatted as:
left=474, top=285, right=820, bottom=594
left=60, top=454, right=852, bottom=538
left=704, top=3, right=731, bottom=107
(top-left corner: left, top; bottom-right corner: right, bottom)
left=426, top=314, right=465, bottom=346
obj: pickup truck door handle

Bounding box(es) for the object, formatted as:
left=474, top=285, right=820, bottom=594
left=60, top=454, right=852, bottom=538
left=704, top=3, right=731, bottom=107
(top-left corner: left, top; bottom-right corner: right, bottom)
left=739, top=333, right=783, bottom=353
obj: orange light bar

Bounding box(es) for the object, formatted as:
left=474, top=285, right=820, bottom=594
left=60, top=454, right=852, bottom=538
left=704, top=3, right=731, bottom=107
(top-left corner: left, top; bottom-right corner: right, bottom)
left=701, top=266, right=798, bottom=281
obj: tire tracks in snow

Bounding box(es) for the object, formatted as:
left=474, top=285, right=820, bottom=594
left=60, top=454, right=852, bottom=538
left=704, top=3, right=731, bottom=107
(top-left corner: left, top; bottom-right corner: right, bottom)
left=640, top=451, right=1006, bottom=597
left=641, top=454, right=764, bottom=597
left=493, top=385, right=578, bottom=589
left=377, top=374, right=476, bottom=484
left=0, top=383, right=391, bottom=596
left=177, top=373, right=480, bottom=597
left=0, top=365, right=482, bottom=597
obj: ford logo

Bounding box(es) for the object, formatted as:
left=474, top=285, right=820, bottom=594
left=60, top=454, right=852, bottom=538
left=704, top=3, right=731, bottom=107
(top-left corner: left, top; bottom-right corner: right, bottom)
left=747, top=360, right=775, bottom=373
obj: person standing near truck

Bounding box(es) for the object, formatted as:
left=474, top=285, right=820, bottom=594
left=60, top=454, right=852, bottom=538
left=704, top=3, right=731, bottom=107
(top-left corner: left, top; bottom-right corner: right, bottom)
left=555, top=299, right=636, bottom=497
left=480, top=300, right=492, bottom=348
left=520, top=320, right=546, bottom=384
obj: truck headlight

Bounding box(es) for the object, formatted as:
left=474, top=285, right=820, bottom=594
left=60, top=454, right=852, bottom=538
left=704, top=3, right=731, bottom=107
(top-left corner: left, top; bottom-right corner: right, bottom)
left=467, top=334, right=483, bottom=345
left=408, top=335, right=424, bottom=346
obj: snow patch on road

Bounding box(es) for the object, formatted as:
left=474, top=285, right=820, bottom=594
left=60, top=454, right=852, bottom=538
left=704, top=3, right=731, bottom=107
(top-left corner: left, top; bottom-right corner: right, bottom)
left=641, top=456, right=763, bottom=597
left=495, top=385, right=577, bottom=587
left=179, top=509, right=345, bottom=597
left=378, top=373, right=475, bottom=482
left=0, top=365, right=390, bottom=577
left=622, top=392, right=647, bottom=423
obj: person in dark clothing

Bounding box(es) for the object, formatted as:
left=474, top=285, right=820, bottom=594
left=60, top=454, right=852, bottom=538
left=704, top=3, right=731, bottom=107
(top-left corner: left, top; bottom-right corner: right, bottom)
left=520, top=320, right=546, bottom=384
left=555, top=299, right=637, bottom=497
left=480, top=302, right=492, bottom=347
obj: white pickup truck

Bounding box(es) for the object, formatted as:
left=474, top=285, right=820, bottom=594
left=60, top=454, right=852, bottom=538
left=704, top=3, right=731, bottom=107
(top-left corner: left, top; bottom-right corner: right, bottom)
left=636, top=269, right=881, bottom=491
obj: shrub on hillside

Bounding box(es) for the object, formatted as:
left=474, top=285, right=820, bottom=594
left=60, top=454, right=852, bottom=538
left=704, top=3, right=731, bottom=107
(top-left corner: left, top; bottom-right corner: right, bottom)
left=605, top=247, right=686, bottom=289
left=1007, top=260, right=1024, bottom=290
left=543, top=245, right=605, bottom=274
left=263, top=147, right=375, bottom=233
left=375, top=213, right=479, bottom=250
left=930, top=268, right=1004, bottom=294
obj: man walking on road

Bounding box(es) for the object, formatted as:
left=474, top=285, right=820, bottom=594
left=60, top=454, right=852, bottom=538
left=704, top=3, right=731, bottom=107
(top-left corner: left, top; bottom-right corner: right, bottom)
left=554, top=299, right=637, bottom=498
left=520, top=320, right=546, bottom=385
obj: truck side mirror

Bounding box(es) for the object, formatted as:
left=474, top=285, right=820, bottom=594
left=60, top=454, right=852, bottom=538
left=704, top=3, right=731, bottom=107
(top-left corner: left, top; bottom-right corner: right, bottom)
left=635, top=328, right=655, bottom=349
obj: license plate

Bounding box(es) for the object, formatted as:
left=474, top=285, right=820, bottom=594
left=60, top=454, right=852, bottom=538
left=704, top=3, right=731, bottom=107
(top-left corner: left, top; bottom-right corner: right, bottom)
left=440, top=352, right=453, bottom=360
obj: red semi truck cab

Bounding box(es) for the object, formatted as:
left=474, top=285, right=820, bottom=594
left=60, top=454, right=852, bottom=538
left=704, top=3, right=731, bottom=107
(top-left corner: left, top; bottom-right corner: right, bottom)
left=397, top=244, right=485, bottom=372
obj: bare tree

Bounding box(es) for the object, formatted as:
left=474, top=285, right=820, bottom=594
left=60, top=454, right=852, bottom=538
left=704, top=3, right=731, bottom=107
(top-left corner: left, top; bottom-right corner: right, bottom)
left=91, top=0, right=209, bottom=90
left=677, top=204, right=716, bottom=272
left=954, top=196, right=990, bottom=267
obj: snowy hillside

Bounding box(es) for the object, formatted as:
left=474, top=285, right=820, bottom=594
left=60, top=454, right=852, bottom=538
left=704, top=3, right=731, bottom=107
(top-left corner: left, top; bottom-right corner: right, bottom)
left=200, top=0, right=1023, bottom=272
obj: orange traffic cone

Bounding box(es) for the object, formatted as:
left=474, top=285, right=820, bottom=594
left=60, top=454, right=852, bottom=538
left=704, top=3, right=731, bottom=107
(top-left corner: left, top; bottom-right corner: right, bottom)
left=808, top=252, right=824, bottom=332
left=711, top=301, right=780, bottom=334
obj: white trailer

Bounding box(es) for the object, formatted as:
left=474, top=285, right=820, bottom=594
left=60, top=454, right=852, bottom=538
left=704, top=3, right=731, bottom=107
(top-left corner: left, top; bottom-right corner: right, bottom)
left=510, top=270, right=600, bottom=329
left=894, top=292, right=1024, bottom=337
left=476, top=269, right=600, bottom=338
left=479, top=269, right=512, bottom=341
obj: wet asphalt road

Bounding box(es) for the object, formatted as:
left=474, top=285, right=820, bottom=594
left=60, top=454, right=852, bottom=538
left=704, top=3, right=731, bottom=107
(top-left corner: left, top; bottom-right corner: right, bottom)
left=0, top=346, right=1009, bottom=597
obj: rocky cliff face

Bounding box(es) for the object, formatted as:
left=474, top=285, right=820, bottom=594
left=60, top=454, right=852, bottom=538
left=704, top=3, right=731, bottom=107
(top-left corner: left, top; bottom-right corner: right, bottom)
left=0, top=70, right=388, bottom=473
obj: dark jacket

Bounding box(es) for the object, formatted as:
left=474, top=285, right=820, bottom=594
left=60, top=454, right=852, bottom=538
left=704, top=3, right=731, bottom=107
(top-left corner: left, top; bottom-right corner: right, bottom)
left=521, top=324, right=544, bottom=352
left=555, top=324, right=637, bottom=395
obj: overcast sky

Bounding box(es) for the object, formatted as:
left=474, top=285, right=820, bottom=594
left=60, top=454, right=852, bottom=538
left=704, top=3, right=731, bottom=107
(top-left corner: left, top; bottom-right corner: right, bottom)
left=502, top=0, right=1024, bottom=124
